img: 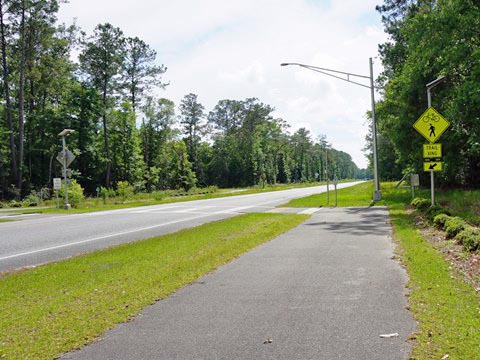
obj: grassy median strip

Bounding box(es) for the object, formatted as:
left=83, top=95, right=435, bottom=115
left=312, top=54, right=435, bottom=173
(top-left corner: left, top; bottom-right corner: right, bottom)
left=0, top=213, right=308, bottom=359
left=283, top=181, right=377, bottom=207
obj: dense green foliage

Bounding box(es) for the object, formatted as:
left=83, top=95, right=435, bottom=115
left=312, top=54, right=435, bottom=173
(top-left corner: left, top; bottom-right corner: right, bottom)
left=369, top=0, right=480, bottom=187
left=0, top=1, right=367, bottom=200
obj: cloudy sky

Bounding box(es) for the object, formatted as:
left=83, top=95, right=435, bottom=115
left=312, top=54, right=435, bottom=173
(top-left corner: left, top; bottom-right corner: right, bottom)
left=58, top=0, right=388, bottom=168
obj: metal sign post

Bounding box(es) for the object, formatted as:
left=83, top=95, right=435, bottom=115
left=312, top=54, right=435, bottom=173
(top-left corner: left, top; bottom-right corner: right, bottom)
left=412, top=76, right=448, bottom=207
left=53, top=178, right=61, bottom=208
left=333, top=177, right=338, bottom=207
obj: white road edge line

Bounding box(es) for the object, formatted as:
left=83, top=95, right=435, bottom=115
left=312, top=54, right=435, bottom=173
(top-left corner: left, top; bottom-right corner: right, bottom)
left=0, top=199, right=282, bottom=262
left=298, top=208, right=320, bottom=215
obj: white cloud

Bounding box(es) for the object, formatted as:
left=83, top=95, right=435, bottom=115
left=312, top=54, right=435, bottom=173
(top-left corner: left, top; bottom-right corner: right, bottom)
left=58, top=0, right=387, bottom=168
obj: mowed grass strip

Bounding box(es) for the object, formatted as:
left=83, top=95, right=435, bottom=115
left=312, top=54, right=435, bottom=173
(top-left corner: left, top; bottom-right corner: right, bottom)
left=383, top=184, right=480, bottom=359
left=283, top=181, right=377, bottom=207
left=0, top=213, right=308, bottom=359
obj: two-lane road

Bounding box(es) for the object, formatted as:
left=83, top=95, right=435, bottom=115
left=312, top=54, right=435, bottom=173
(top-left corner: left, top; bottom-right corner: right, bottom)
left=0, top=182, right=362, bottom=272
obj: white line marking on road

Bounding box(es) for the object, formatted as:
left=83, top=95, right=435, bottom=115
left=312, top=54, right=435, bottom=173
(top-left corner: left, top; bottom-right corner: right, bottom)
left=0, top=213, right=221, bottom=261
left=0, top=198, right=283, bottom=262
left=298, top=208, right=321, bottom=215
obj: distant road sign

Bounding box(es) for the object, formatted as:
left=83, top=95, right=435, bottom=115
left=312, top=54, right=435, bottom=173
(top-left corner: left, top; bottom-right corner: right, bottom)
left=56, top=150, right=75, bottom=167
left=411, top=174, right=420, bottom=186
left=423, top=144, right=442, bottom=158
left=424, top=161, right=443, bottom=172
left=414, top=107, right=450, bottom=143
left=53, top=178, right=62, bottom=190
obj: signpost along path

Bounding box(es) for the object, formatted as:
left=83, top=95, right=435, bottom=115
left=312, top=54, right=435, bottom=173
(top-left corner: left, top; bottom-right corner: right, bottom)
left=413, top=105, right=450, bottom=206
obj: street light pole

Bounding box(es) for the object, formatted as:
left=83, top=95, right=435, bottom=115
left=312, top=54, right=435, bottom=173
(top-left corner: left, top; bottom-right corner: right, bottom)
left=369, top=58, right=381, bottom=201
left=281, top=59, right=382, bottom=201
left=426, top=76, right=446, bottom=206
left=62, top=135, right=69, bottom=210
left=58, top=129, right=74, bottom=210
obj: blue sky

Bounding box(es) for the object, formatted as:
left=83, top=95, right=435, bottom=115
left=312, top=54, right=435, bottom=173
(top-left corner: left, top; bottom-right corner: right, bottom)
left=58, top=0, right=387, bottom=168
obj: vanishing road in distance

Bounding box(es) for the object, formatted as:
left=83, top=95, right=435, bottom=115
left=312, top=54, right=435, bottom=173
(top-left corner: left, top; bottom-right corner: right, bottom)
left=0, top=182, right=362, bottom=272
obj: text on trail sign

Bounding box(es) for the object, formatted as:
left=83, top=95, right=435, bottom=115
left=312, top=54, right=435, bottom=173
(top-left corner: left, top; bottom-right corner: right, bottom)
left=413, top=107, right=450, bottom=143
left=423, top=144, right=442, bottom=158
left=424, top=161, right=443, bottom=172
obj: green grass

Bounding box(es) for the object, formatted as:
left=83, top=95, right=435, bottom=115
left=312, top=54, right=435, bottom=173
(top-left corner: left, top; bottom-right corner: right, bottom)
left=283, top=181, right=378, bottom=207
left=11, top=180, right=357, bottom=215
left=436, top=189, right=480, bottom=226
left=382, top=185, right=480, bottom=359
left=0, top=213, right=308, bottom=359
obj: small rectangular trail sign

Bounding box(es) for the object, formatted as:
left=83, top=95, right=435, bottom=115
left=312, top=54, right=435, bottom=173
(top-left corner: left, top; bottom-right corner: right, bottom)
left=423, top=144, right=442, bottom=158
left=424, top=162, right=443, bottom=172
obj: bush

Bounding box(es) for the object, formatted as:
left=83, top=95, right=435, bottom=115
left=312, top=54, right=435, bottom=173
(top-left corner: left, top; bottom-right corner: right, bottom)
left=444, top=216, right=468, bottom=239
left=22, top=193, right=39, bottom=207
left=99, top=187, right=116, bottom=204
left=411, top=197, right=431, bottom=212
left=425, top=205, right=450, bottom=222
left=9, top=200, right=22, bottom=208
left=116, top=181, right=134, bottom=203
left=58, top=179, right=84, bottom=208
left=456, top=226, right=480, bottom=252
left=206, top=185, right=219, bottom=194
left=433, top=214, right=451, bottom=228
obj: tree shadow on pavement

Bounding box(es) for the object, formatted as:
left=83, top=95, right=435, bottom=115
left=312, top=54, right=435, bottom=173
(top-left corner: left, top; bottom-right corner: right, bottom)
left=305, top=208, right=390, bottom=237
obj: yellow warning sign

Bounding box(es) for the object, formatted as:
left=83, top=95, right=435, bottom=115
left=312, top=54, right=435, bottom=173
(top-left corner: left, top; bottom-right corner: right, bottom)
left=413, top=107, right=450, bottom=143
left=424, top=161, right=443, bottom=172
left=423, top=144, right=442, bottom=158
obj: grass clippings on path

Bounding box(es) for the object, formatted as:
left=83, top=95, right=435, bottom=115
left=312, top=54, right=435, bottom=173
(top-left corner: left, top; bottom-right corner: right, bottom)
left=0, top=213, right=308, bottom=360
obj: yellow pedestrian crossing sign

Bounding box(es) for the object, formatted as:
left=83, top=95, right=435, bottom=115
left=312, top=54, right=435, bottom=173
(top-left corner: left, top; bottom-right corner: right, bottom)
left=413, top=107, right=450, bottom=143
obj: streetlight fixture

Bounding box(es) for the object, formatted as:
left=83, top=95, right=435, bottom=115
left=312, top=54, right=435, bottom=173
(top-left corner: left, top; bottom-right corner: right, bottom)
left=426, top=75, right=446, bottom=206
left=281, top=59, right=382, bottom=201
left=58, top=129, right=75, bottom=210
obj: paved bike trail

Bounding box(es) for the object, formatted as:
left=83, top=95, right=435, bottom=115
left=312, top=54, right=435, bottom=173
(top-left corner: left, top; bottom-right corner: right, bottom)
left=65, top=207, right=416, bottom=360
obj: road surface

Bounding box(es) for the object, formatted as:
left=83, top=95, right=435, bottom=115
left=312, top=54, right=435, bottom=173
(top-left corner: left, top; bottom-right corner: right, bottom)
left=0, top=182, right=361, bottom=272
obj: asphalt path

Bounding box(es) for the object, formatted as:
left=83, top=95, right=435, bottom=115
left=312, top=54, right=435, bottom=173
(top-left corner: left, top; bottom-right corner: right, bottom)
left=65, top=207, right=416, bottom=360
left=0, top=181, right=361, bottom=272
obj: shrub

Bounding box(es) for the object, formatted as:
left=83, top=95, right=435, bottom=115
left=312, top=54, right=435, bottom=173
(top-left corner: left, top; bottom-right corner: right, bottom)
left=411, top=197, right=431, bottom=212
left=9, top=200, right=22, bottom=208
left=444, top=216, right=468, bottom=239
left=58, top=179, right=84, bottom=208
left=456, top=227, right=480, bottom=252
left=206, top=185, right=219, bottom=194
left=425, top=205, right=450, bottom=222
left=433, top=214, right=451, bottom=228
left=151, top=191, right=166, bottom=201
left=22, top=195, right=38, bottom=207
left=99, top=187, right=116, bottom=204
left=116, top=181, right=134, bottom=203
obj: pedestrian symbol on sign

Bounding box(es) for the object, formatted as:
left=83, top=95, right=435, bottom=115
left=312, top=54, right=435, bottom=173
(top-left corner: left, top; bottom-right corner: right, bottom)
left=429, top=124, right=436, bottom=138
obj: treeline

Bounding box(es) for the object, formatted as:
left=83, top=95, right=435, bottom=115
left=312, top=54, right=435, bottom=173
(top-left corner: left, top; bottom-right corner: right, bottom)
left=367, top=0, right=480, bottom=186
left=0, top=0, right=366, bottom=199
